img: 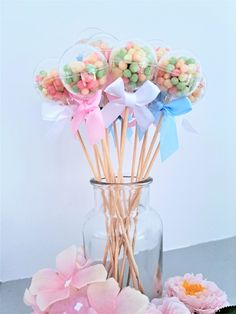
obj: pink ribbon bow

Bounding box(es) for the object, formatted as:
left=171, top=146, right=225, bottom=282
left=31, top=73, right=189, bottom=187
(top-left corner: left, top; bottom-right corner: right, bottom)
left=70, top=90, right=105, bottom=145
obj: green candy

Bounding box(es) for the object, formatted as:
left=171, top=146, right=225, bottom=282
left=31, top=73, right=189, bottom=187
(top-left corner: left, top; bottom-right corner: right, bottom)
left=64, top=68, right=73, bottom=76
left=65, top=77, right=73, bottom=84
left=129, top=62, right=139, bottom=73
left=96, top=69, right=106, bottom=78
left=129, top=81, right=137, bottom=90
left=176, top=82, right=186, bottom=91
left=63, top=64, right=71, bottom=72
left=72, top=85, right=79, bottom=93
left=124, top=54, right=132, bottom=62
left=38, top=85, right=43, bottom=90
left=171, top=77, right=179, bottom=85
left=72, top=74, right=79, bottom=83
left=123, top=69, right=132, bottom=78
left=118, top=48, right=127, bottom=58
left=130, top=73, right=138, bottom=83
left=166, top=64, right=175, bottom=72
left=86, top=64, right=96, bottom=74
left=186, top=58, right=196, bottom=65
left=179, top=74, right=188, bottom=82
left=144, top=66, right=152, bottom=76
left=169, top=57, right=177, bottom=65
left=39, top=70, right=47, bottom=77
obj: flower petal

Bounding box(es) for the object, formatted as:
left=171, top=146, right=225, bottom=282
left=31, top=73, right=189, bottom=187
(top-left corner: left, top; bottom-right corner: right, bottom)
left=87, top=278, right=120, bottom=314
left=29, top=269, right=63, bottom=295
left=36, top=287, right=69, bottom=311
left=56, top=245, right=77, bottom=279
left=73, top=264, right=107, bottom=289
left=115, top=287, right=149, bottom=314
left=24, top=288, right=35, bottom=306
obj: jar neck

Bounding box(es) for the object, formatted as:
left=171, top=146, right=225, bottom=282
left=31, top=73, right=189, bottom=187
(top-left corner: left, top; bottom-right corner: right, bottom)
left=91, top=177, right=152, bottom=215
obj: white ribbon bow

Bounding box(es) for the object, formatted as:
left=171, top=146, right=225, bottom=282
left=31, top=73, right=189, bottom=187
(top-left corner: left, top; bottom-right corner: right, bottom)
left=102, top=78, right=160, bottom=131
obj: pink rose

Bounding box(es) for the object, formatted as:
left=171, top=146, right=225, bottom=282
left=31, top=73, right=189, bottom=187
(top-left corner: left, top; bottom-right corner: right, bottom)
left=164, top=273, right=228, bottom=314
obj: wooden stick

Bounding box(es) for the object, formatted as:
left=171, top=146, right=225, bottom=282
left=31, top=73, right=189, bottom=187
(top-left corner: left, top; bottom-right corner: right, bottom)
left=93, top=145, right=101, bottom=179
left=136, top=130, right=148, bottom=181
left=77, top=131, right=98, bottom=179
left=95, top=145, right=106, bottom=178
left=131, top=126, right=138, bottom=182
left=113, top=121, right=120, bottom=164
left=144, top=142, right=161, bottom=179
left=118, top=108, right=129, bottom=182
left=142, top=116, right=163, bottom=173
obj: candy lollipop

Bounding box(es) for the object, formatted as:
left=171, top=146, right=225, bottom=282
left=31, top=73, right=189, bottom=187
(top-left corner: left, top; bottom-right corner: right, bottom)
left=109, top=40, right=157, bottom=92
left=88, top=32, right=118, bottom=61
left=156, top=51, right=201, bottom=99
left=149, top=39, right=171, bottom=62
left=34, top=58, right=69, bottom=104
left=188, top=77, right=206, bottom=103
left=59, top=44, right=109, bottom=97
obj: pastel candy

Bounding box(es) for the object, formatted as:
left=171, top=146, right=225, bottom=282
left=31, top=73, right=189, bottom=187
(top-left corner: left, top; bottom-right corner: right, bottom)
left=156, top=53, right=201, bottom=98
left=110, top=40, right=156, bottom=91
left=61, top=48, right=108, bottom=96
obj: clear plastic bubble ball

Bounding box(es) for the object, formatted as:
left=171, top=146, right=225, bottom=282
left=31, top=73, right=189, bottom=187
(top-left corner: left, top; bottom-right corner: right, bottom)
left=59, top=44, right=109, bottom=97
left=88, top=32, right=118, bottom=61
left=34, top=58, right=69, bottom=104
left=156, top=50, right=202, bottom=98
left=188, top=76, right=206, bottom=103
left=109, top=39, right=157, bottom=92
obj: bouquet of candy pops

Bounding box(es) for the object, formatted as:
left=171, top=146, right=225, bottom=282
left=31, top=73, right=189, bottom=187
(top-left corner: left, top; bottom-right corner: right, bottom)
left=34, top=30, right=205, bottom=294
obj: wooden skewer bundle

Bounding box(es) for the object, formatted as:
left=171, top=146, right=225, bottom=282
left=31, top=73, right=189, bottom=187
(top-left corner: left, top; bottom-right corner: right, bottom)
left=76, top=110, right=163, bottom=293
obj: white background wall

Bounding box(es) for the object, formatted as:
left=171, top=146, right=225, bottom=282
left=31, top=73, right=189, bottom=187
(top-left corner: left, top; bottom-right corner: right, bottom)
left=1, top=0, right=236, bottom=282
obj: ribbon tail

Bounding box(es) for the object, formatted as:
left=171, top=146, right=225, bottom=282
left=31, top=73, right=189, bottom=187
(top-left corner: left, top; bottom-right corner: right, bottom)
left=126, top=126, right=133, bottom=141
left=41, top=102, right=72, bottom=121
left=71, top=113, right=84, bottom=136
left=86, top=108, right=105, bottom=145
left=101, top=101, right=124, bottom=128
left=137, top=125, right=145, bottom=141
left=160, top=113, right=179, bottom=161
left=134, top=106, right=154, bottom=131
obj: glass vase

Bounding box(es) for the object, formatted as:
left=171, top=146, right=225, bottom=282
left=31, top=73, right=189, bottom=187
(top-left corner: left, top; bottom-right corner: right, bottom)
left=83, top=177, right=163, bottom=299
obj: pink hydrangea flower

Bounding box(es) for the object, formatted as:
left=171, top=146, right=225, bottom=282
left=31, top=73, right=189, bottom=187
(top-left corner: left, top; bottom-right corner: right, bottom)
left=24, top=246, right=107, bottom=312
left=149, top=297, right=191, bottom=314
left=87, top=277, right=149, bottom=314
left=164, top=273, right=228, bottom=314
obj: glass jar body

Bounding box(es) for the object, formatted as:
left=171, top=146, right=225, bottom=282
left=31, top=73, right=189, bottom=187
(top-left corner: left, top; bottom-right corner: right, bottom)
left=83, top=177, right=162, bottom=299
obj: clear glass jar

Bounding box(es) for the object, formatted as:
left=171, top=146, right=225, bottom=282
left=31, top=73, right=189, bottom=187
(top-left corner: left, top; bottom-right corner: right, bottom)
left=83, top=177, right=163, bottom=299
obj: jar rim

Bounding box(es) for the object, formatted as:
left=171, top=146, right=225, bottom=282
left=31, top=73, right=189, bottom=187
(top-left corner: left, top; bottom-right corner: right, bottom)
left=90, top=176, right=153, bottom=187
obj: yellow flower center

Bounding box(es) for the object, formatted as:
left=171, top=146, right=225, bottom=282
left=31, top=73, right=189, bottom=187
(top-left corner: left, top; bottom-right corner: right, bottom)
left=183, top=280, right=205, bottom=295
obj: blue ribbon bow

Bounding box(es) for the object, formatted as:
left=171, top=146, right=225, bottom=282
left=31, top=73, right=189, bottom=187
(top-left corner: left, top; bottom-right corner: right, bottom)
left=149, top=92, right=192, bottom=161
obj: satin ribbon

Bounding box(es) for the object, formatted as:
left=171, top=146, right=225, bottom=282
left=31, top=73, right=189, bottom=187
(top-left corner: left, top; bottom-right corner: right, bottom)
left=108, top=114, right=133, bottom=145
left=102, top=78, right=159, bottom=131
left=70, top=90, right=105, bottom=145
left=149, top=92, right=192, bottom=161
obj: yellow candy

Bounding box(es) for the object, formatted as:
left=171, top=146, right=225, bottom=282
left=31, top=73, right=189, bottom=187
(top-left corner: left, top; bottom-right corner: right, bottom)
left=164, top=79, right=172, bottom=89
left=133, top=53, right=142, bottom=62
left=42, top=88, right=48, bottom=95
left=70, top=61, right=85, bottom=73
left=118, top=60, right=128, bottom=70
left=139, top=74, right=146, bottom=81
left=81, top=88, right=90, bottom=96
left=94, top=60, right=104, bottom=68
left=128, top=48, right=135, bottom=55
left=99, top=76, right=107, bottom=85
left=112, top=67, right=123, bottom=78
